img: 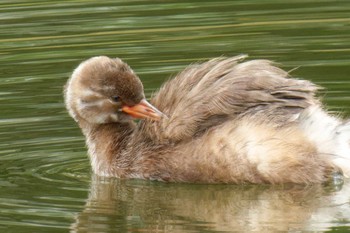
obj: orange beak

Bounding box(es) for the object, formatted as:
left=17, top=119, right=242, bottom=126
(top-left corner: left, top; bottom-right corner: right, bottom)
left=122, top=99, right=164, bottom=121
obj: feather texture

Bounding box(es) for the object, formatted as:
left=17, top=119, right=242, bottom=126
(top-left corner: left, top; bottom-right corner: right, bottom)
left=144, top=56, right=320, bottom=142
left=65, top=55, right=350, bottom=184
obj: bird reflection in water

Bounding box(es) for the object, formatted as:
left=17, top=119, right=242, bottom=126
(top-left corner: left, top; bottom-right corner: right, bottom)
left=70, top=175, right=350, bottom=232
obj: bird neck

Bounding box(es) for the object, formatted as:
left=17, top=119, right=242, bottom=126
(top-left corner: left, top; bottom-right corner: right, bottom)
left=79, top=121, right=136, bottom=177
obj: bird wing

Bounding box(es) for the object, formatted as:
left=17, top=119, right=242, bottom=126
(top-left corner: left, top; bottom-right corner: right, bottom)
left=143, top=56, right=320, bottom=142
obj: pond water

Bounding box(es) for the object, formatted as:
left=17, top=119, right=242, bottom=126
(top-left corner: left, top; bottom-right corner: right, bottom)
left=1, top=0, right=350, bottom=232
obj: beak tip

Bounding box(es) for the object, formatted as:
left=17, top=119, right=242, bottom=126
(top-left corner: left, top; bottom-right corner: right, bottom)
left=122, top=99, right=165, bottom=121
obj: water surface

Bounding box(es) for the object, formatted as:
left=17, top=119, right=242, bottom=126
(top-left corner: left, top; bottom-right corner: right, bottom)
left=1, top=0, right=350, bottom=232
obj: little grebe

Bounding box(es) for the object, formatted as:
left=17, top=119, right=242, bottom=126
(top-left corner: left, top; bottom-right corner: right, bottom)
left=64, top=55, right=350, bottom=184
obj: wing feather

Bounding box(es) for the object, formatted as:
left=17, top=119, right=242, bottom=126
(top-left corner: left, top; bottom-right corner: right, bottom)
left=142, top=56, right=320, bottom=142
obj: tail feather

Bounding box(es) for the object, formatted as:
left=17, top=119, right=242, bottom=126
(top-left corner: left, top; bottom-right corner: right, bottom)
left=333, top=121, right=350, bottom=177
left=298, top=107, right=350, bottom=177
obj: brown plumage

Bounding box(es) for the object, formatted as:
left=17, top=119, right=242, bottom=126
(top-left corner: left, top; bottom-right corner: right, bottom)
left=64, top=55, right=350, bottom=184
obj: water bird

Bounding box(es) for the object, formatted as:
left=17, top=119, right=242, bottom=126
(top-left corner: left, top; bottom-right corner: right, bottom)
left=64, top=55, right=350, bottom=184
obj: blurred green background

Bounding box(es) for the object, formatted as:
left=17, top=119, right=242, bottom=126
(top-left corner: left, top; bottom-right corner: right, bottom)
left=0, top=1, right=350, bottom=232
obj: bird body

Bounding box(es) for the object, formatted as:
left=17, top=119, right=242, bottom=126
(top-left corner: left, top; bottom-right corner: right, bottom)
left=64, top=55, right=350, bottom=184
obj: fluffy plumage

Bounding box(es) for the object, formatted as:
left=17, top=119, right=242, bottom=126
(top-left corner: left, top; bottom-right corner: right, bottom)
left=64, top=55, right=350, bottom=184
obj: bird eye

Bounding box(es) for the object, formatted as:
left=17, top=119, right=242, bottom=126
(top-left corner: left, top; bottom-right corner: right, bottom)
left=112, top=96, right=121, bottom=102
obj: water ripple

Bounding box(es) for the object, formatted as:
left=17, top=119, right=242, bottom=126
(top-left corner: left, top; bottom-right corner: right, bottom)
left=0, top=0, right=350, bottom=232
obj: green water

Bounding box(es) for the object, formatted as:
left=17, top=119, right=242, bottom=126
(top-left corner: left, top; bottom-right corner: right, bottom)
left=1, top=0, right=350, bottom=232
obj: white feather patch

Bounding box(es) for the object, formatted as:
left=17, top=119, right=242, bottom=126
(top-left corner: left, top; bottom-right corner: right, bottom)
left=298, top=107, right=350, bottom=177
